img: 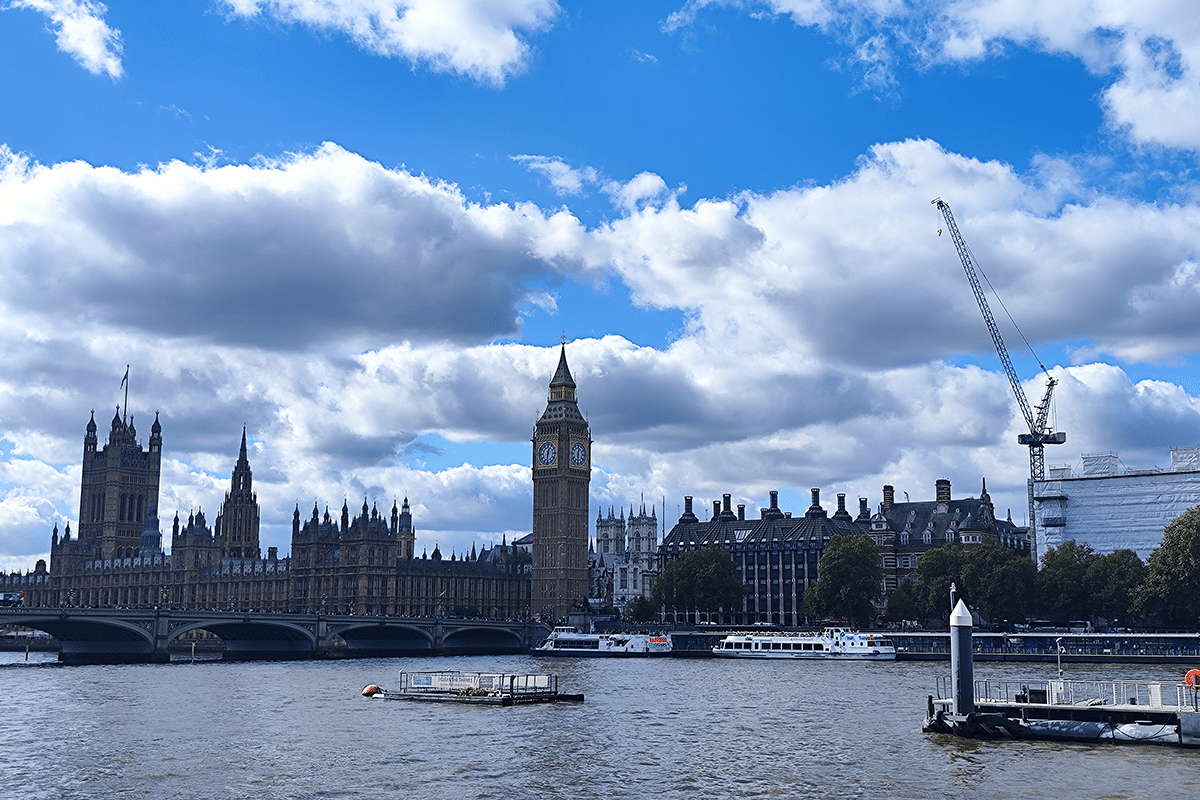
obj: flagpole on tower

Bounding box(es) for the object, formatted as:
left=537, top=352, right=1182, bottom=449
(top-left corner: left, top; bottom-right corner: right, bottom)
left=121, top=366, right=129, bottom=423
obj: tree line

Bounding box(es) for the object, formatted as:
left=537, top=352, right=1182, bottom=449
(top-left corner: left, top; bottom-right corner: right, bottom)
left=888, top=505, right=1200, bottom=628
left=629, top=505, right=1200, bottom=629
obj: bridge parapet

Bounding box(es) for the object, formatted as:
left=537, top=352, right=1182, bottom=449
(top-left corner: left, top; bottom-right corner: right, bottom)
left=0, top=608, right=536, bottom=663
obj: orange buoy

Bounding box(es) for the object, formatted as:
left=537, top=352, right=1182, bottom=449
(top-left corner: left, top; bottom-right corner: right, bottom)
left=1185, top=670, right=1200, bottom=688
left=361, top=684, right=381, bottom=696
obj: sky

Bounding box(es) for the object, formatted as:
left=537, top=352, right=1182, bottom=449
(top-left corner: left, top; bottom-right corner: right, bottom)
left=4, top=0, right=1200, bottom=570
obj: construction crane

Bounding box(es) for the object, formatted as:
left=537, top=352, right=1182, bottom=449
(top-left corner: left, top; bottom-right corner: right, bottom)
left=932, top=198, right=1065, bottom=538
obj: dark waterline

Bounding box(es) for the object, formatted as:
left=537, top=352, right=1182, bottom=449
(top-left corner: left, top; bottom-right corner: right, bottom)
left=5, top=652, right=1200, bottom=799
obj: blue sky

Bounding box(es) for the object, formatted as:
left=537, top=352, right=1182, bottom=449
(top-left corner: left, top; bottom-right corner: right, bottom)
left=4, top=0, right=1200, bottom=568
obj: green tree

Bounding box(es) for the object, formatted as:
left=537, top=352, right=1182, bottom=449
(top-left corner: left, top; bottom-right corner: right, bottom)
left=913, top=545, right=962, bottom=622
left=1037, top=540, right=1097, bottom=620
left=884, top=580, right=920, bottom=623
left=1135, top=506, right=1200, bottom=626
left=807, top=534, right=882, bottom=627
left=651, top=547, right=745, bottom=615
left=623, top=596, right=657, bottom=624
left=959, top=542, right=1035, bottom=624
left=1084, top=549, right=1145, bottom=624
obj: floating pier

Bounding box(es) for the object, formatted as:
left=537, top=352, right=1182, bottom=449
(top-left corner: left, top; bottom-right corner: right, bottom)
left=362, top=671, right=584, bottom=706
left=922, top=585, right=1200, bottom=748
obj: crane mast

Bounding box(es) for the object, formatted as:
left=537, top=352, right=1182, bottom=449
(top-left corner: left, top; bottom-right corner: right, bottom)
left=932, top=198, right=1066, bottom=542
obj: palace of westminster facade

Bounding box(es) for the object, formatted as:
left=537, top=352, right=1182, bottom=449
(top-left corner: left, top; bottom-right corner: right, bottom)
left=1, top=346, right=1029, bottom=625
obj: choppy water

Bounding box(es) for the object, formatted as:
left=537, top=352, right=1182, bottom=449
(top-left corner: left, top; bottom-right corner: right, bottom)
left=4, top=651, right=1199, bottom=799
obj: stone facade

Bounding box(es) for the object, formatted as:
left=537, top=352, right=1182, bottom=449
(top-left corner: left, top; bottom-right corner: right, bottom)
left=596, top=503, right=659, bottom=609
left=657, top=481, right=1029, bottom=626
left=2, top=410, right=531, bottom=618
left=531, top=345, right=591, bottom=621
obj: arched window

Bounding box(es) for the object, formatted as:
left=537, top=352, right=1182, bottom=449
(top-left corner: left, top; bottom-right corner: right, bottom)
left=923, top=531, right=932, bottom=545
left=900, top=532, right=909, bottom=545
left=136, top=495, right=144, bottom=522
left=119, top=494, right=127, bottom=521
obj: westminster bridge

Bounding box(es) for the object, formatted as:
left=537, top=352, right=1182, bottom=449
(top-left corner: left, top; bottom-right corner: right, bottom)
left=0, top=607, right=548, bottom=664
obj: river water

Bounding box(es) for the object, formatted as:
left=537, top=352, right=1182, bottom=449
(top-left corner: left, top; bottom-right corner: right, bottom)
left=4, top=651, right=1199, bottom=799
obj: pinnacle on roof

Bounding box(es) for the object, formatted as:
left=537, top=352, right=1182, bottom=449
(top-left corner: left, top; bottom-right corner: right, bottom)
left=550, top=343, right=576, bottom=390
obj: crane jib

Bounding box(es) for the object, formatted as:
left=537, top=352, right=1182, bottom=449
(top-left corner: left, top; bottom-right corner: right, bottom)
left=931, top=197, right=1065, bottom=539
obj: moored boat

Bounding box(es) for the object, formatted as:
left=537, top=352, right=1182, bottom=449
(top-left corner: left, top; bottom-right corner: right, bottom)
left=712, top=627, right=896, bottom=661
left=531, top=626, right=672, bottom=657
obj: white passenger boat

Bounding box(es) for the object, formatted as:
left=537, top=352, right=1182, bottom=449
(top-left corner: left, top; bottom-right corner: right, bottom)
left=531, top=626, right=672, bottom=657
left=712, top=628, right=896, bottom=661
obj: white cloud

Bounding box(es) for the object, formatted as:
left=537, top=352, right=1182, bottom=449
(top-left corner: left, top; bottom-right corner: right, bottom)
left=10, top=0, right=123, bottom=78
left=6, top=138, right=1200, bottom=571
left=667, top=1, right=1200, bottom=151
left=511, top=154, right=600, bottom=196
left=603, top=172, right=672, bottom=213
left=222, top=0, right=559, bottom=85
left=0, top=143, right=591, bottom=351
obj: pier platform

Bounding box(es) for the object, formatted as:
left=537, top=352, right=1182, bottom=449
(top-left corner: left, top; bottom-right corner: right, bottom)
left=925, top=676, right=1200, bottom=746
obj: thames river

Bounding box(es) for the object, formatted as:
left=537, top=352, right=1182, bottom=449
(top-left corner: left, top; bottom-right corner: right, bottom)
left=5, top=651, right=1199, bottom=799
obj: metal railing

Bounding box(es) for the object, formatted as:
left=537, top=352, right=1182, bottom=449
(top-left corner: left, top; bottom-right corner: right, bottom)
left=935, top=675, right=1200, bottom=710
left=397, top=671, right=555, bottom=696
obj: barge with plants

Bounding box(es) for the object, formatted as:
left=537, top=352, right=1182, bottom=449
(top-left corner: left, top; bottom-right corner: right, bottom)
left=361, top=670, right=583, bottom=706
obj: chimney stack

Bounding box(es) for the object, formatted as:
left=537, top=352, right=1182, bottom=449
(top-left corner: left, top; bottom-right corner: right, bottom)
left=936, top=479, right=952, bottom=503
left=883, top=484, right=895, bottom=509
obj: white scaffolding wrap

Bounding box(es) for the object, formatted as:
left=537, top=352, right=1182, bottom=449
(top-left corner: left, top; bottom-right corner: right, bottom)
left=1171, top=448, right=1200, bottom=472
left=1034, top=456, right=1200, bottom=564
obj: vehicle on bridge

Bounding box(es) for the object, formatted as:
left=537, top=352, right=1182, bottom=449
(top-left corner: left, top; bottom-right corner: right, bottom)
left=0, top=593, right=23, bottom=607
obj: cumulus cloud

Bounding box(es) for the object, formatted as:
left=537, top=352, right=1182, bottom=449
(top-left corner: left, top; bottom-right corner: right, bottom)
left=222, top=0, right=559, bottom=84
left=0, top=143, right=591, bottom=351
left=667, top=1, right=1200, bottom=151
left=598, top=139, right=1200, bottom=370
left=9, top=0, right=123, bottom=78
left=6, top=138, right=1200, bottom=568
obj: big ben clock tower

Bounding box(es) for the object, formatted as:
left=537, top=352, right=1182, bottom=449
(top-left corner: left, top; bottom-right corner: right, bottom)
left=532, top=342, right=591, bottom=621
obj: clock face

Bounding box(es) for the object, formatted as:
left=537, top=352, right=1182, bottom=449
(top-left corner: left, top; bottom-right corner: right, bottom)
left=571, top=442, right=587, bottom=466
left=538, top=441, right=557, bottom=466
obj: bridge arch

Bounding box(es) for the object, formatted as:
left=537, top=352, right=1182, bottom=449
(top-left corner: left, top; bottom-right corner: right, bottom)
left=441, top=624, right=525, bottom=654
left=2, top=611, right=156, bottom=663
left=324, top=621, right=435, bottom=656
left=166, top=618, right=318, bottom=660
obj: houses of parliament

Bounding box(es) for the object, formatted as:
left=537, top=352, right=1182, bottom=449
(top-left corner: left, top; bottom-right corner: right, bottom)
left=0, top=347, right=593, bottom=621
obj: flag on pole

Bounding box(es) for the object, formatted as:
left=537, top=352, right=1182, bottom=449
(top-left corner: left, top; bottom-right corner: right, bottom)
left=121, top=366, right=129, bottom=388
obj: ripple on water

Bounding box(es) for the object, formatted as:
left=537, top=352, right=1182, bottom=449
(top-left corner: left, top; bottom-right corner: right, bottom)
left=7, top=654, right=1200, bottom=798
